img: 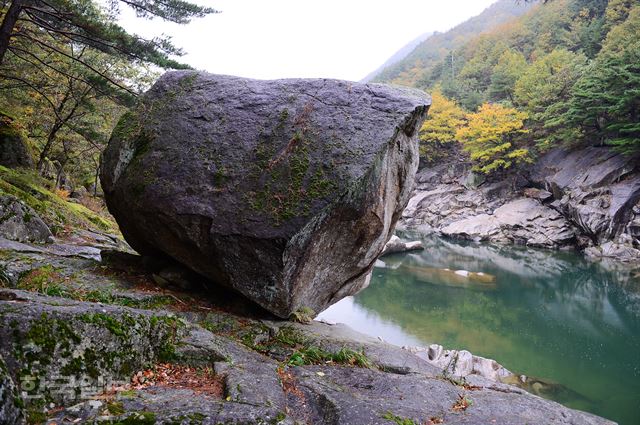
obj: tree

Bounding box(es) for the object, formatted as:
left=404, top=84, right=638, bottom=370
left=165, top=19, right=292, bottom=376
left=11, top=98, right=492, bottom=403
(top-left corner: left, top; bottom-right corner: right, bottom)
left=488, top=49, right=528, bottom=102
left=561, top=6, right=640, bottom=153
left=0, top=0, right=216, bottom=95
left=457, top=38, right=509, bottom=95
left=440, top=76, right=484, bottom=112
left=0, top=0, right=209, bottom=185
left=418, top=90, right=466, bottom=162
left=604, top=0, right=637, bottom=30
left=0, top=18, right=157, bottom=176
left=456, top=103, right=530, bottom=174
left=513, top=48, right=586, bottom=149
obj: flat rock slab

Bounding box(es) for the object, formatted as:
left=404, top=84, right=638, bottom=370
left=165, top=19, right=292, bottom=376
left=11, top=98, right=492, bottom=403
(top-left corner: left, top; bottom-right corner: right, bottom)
left=0, top=289, right=614, bottom=425
left=0, top=236, right=102, bottom=261
left=441, top=198, right=575, bottom=248
left=101, top=72, right=430, bottom=317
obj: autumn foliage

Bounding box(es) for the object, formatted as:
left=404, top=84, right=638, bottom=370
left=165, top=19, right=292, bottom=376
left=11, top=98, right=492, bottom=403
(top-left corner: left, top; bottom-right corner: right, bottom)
left=419, top=90, right=466, bottom=162
left=456, top=103, right=530, bottom=174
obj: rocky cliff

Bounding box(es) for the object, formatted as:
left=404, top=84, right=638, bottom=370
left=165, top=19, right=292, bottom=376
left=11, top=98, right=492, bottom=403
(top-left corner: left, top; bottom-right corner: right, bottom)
left=400, top=146, right=640, bottom=262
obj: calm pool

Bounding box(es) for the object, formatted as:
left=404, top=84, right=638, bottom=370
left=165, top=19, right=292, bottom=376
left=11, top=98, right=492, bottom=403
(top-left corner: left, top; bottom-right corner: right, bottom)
left=318, top=234, right=640, bottom=424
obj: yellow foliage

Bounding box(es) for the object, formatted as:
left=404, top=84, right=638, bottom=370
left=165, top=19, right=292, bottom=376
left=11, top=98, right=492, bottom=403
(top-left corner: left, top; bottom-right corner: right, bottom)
left=456, top=103, right=530, bottom=174
left=54, top=188, right=70, bottom=200
left=418, top=90, right=465, bottom=161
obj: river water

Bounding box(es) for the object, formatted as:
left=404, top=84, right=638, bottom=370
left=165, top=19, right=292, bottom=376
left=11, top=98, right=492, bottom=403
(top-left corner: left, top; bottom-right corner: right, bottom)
left=317, top=234, right=640, bottom=425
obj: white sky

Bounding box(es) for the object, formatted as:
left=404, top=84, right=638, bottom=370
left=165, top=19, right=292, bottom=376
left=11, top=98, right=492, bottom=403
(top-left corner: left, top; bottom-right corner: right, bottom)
left=117, top=0, right=499, bottom=81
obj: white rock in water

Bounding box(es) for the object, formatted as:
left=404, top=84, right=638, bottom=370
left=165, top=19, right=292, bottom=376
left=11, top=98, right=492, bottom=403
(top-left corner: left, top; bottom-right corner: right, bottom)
left=374, top=259, right=386, bottom=268
left=454, top=270, right=470, bottom=277
left=380, top=234, right=425, bottom=257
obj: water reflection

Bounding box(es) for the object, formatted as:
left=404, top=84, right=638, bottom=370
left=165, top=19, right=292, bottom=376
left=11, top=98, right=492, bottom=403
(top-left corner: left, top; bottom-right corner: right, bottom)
left=318, top=235, right=640, bottom=425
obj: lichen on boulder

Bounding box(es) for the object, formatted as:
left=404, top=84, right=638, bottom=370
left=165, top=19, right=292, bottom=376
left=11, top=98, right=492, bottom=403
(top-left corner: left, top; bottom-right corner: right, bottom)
left=0, top=353, right=24, bottom=425
left=101, top=71, right=430, bottom=317
left=0, top=195, right=52, bottom=243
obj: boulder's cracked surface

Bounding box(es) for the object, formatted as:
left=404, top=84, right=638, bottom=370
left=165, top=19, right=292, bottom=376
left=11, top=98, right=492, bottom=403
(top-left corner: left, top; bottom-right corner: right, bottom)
left=101, top=71, right=430, bottom=317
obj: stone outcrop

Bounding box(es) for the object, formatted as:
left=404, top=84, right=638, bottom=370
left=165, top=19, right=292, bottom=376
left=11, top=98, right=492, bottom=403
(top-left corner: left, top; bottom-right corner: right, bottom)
left=529, top=147, right=640, bottom=259
left=0, top=354, right=24, bottom=425
left=101, top=71, right=430, bottom=318
left=400, top=146, right=640, bottom=260
left=407, top=344, right=513, bottom=383
left=380, top=234, right=424, bottom=256
left=440, top=198, right=575, bottom=247
left=0, top=228, right=615, bottom=424
left=0, top=113, right=33, bottom=169
left=0, top=195, right=52, bottom=243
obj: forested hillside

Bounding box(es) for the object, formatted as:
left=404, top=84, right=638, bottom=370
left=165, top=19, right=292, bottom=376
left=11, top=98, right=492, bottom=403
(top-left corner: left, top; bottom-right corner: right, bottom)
left=371, top=0, right=533, bottom=86
left=376, top=0, right=640, bottom=174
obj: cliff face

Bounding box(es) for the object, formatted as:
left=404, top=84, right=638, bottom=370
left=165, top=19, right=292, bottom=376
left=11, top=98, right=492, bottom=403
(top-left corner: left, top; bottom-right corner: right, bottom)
left=400, top=146, right=640, bottom=262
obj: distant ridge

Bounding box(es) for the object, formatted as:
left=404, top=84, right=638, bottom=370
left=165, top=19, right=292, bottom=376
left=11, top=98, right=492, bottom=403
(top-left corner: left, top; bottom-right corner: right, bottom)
left=368, top=0, right=534, bottom=85
left=360, top=31, right=433, bottom=83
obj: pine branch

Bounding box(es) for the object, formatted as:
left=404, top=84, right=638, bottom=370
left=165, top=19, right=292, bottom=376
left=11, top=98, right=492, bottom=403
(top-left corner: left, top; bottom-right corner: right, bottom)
left=14, top=31, right=137, bottom=96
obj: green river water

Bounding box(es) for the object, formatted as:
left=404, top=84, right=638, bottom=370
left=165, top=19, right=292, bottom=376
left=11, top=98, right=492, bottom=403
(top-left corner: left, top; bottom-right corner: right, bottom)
left=317, top=234, right=640, bottom=424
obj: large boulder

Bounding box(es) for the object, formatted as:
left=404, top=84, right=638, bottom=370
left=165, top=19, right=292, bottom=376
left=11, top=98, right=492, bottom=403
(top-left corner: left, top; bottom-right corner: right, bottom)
left=101, top=71, right=430, bottom=318
left=0, top=113, right=33, bottom=169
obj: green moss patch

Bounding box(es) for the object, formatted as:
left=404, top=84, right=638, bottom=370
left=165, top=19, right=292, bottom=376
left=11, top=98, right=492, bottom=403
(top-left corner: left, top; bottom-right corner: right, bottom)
left=6, top=265, right=175, bottom=310
left=7, top=310, right=186, bottom=406
left=0, top=165, right=118, bottom=234
left=246, top=108, right=336, bottom=225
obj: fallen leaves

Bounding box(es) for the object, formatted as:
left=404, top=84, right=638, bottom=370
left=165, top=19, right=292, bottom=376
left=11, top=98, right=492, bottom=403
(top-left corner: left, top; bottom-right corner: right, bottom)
left=276, top=366, right=305, bottom=400
left=452, top=394, right=473, bottom=412
left=128, top=363, right=224, bottom=398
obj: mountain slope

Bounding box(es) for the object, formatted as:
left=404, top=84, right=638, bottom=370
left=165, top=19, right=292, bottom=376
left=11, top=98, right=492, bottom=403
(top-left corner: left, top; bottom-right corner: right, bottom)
left=370, top=0, right=534, bottom=86
left=360, top=31, right=433, bottom=83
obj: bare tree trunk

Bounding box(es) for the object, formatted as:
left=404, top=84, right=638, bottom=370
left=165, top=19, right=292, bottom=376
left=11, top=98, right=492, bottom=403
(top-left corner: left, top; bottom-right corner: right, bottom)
left=93, top=158, right=100, bottom=196
left=55, top=160, right=66, bottom=189
left=37, top=84, right=76, bottom=170
left=0, top=0, right=24, bottom=65
left=37, top=121, right=63, bottom=171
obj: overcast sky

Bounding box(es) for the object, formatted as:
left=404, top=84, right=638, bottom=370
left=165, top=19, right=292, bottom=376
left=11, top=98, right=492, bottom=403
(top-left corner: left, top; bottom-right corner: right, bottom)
left=117, top=0, right=499, bottom=81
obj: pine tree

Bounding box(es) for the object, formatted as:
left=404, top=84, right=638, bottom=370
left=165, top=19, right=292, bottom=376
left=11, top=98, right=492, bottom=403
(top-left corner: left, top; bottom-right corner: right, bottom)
left=0, top=0, right=217, bottom=93
left=562, top=5, right=640, bottom=153
left=488, top=50, right=527, bottom=102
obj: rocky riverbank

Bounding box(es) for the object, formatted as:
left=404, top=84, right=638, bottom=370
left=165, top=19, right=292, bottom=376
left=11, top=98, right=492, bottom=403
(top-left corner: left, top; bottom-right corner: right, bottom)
left=399, top=146, right=640, bottom=262
left=0, top=230, right=614, bottom=424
